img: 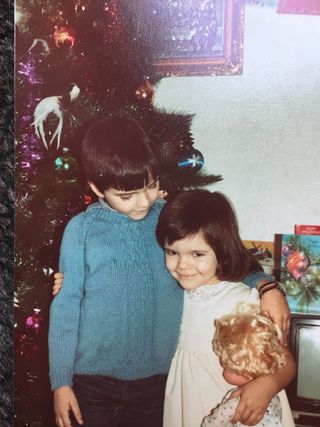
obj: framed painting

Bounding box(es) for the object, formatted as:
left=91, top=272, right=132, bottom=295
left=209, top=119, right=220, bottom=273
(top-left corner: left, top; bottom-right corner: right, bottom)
left=138, top=0, right=245, bottom=77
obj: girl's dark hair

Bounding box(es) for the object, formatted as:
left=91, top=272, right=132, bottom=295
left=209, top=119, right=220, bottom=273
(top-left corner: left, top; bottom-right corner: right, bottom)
left=156, top=190, right=262, bottom=281
left=81, top=115, right=159, bottom=192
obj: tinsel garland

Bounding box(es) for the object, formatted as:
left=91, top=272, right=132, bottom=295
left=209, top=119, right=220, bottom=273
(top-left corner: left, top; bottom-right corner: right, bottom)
left=0, top=0, right=14, bottom=426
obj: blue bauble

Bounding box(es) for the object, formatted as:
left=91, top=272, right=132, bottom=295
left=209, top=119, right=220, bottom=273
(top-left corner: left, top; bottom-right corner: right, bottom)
left=177, top=148, right=204, bottom=172
left=54, top=148, right=78, bottom=182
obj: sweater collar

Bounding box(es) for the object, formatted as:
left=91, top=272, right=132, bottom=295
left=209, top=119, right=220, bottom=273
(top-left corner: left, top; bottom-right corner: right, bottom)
left=98, top=197, right=118, bottom=213
left=87, top=197, right=163, bottom=223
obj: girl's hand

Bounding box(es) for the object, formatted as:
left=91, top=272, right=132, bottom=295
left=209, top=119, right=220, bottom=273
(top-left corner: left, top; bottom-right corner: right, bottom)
left=260, top=288, right=290, bottom=346
left=230, top=376, right=276, bottom=425
left=54, top=385, right=83, bottom=427
left=53, top=272, right=64, bottom=296
left=158, top=189, right=168, bottom=199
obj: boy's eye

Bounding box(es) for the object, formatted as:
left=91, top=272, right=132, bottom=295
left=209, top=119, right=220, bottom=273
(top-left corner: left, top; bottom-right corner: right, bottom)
left=119, top=195, right=132, bottom=200
left=148, top=180, right=158, bottom=189
left=193, top=252, right=205, bottom=257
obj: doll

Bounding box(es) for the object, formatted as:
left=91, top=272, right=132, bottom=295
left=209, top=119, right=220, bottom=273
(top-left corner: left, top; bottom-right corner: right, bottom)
left=201, top=303, right=291, bottom=427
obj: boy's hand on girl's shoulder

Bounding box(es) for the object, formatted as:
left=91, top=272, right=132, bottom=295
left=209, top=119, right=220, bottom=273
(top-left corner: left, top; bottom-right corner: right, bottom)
left=260, top=287, right=291, bottom=346
left=54, top=385, right=83, bottom=427
left=53, top=272, right=64, bottom=296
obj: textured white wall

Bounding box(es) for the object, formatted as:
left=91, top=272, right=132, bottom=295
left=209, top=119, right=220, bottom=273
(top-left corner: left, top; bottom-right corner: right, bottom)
left=154, top=6, right=320, bottom=241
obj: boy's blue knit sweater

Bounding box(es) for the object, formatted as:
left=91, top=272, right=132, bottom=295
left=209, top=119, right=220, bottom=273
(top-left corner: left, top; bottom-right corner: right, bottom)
left=49, top=199, right=184, bottom=390
left=48, top=198, right=271, bottom=390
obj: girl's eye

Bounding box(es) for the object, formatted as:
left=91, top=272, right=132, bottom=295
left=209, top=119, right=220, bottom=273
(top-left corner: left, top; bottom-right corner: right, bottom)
left=165, top=249, right=176, bottom=256
left=193, top=252, right=205, bottom=257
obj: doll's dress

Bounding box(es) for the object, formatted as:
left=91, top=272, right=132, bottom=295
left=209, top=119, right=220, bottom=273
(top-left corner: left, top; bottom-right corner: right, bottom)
left=201, top=389, right=283, bottom=426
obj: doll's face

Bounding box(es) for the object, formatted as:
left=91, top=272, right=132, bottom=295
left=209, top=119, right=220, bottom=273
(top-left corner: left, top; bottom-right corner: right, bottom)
left=222, top=367, right=251, bottom=386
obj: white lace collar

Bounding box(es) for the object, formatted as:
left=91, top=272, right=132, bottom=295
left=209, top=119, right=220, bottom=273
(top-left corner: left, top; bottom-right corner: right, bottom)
left=186, top=281, right=228, bottom=301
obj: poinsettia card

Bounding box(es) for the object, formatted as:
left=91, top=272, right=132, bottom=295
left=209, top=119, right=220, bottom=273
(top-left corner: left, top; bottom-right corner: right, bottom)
left=279, top=234, right=320, bottom=314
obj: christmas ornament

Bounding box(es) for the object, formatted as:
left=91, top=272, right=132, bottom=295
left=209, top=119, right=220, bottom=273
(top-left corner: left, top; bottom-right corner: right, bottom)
left=177, top=148, right=204, bottom=172
left=54, top=148, right=78, bottom=182
left=26, top=308, right=43, bottom=332
left=32, top=83, right=80, bottom=149
left=135, top=79, right=154, bottom=104
left=84, top=194, right=92, bottom=205
left=53, top=26, right=76, bottom=48
left=17, top=309, right=44, bottom=358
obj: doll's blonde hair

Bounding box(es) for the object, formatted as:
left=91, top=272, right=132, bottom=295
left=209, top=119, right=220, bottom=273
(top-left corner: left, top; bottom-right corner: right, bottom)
left=213, top=303, right=287, bottom=379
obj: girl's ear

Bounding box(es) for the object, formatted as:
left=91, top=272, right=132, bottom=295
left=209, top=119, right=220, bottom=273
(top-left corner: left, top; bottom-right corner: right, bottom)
left=88, top=181, right=104, bottom=198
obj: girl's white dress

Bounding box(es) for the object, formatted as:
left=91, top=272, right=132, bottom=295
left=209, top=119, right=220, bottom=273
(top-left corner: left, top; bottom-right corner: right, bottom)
left=163, top=281, right=295, bottom=427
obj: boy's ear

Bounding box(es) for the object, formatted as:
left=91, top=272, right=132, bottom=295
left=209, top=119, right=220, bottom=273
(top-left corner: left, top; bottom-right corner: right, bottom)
left=88, top=181, right=104, bottom=198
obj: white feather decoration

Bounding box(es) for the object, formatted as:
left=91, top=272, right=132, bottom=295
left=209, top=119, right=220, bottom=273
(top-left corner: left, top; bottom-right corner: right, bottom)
left=32, top=83, right=80, bottom=149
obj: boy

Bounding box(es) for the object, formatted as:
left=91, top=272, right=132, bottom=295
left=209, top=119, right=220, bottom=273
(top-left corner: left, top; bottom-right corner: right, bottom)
left=49, top=116, right=184, bottom=427
left=49, top=115, right=290, bottom=427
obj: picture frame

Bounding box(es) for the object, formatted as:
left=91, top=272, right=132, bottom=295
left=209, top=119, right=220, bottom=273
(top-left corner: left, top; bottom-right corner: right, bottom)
left=139, top=0, right=245, bottom=77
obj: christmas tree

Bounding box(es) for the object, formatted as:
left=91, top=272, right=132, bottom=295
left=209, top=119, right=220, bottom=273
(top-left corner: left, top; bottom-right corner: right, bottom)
left=15, top=1, right=222, bottom=425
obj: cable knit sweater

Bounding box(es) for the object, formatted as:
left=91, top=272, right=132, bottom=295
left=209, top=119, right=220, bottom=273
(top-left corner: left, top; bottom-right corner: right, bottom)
left=49, top=198, right=184, bottom=390
left=48, top=198, right=271, bottom=391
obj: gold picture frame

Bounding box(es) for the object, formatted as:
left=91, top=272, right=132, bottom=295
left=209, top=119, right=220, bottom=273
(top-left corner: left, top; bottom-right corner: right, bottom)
left=140, top=0, right=245, bottom=77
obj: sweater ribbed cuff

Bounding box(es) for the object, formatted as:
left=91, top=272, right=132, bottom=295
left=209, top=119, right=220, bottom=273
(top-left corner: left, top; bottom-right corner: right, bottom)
left=243, top=271, right=274, bottom=289
left=50, top=367, right=74, bottom=391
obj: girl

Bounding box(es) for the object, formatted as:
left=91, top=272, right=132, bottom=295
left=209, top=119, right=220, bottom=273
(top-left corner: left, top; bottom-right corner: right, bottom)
left=202, top=303, right=290, bottom=426
left=156, top=190, right=295, bottom=427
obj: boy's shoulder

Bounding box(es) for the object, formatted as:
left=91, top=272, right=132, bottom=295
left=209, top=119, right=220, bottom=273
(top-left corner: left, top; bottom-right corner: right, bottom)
left=153, top=198, right=166, bottom=211
left=65, top=203, right=100, bottom=228
left=145, top=198, right=166, bottom=221
left=63, top=210, right=87, bottom=233
left=69, top=201, right=106, bottom=220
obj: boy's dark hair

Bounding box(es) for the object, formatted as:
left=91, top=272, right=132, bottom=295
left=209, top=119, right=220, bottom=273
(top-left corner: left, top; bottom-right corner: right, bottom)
left=81, top=115, right=159, bottom=192
left=156, top=190, right=262, bottom=281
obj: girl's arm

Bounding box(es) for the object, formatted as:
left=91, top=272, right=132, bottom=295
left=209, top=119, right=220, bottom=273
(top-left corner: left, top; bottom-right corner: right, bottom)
left=230, top=347, right=296, bottom=425
left=243, top=271, right=291, bottom=345
left=259, top=287, right=290, bottom=346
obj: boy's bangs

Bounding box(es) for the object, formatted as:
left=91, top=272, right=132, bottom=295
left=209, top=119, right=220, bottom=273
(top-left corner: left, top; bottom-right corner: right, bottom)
left=112, top=160, right=159, bottom=191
